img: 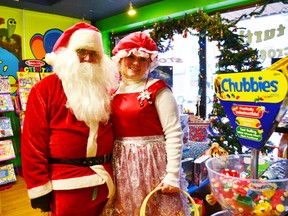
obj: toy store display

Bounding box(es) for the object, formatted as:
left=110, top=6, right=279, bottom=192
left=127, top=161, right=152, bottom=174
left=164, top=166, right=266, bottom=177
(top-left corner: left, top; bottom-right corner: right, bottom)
left=181, top=113, right=211, bottom=194
left=182, top=113, right=211, bottom=159
left=0, top=163, right=17, bottom=186
left=181, top=112, right=213, bottom=192
left=206, top=154, right=288, bottom=216
left=214, top=70, right=287, bottom=151
left=182, top=141, right=210, bottom=159
left=16, top=72, right=41, bottom=112
left=181, top=157, right=194, bottom=187
left=16, top=59, right=53, bottom=128
left=209, top=57, right=288, bottom=215
left=0, top=77, right=17, bottom=186
left=193, top=155, right=210, bottom=187
left=0, top=77, right=14, bottom=113
left=187, top=113, right=210, bottom=142
left=16, top=71, right=53, bottom=130
left=16, top=71, right=52, bottom=112
left=0, top=140, right=15, bottom=162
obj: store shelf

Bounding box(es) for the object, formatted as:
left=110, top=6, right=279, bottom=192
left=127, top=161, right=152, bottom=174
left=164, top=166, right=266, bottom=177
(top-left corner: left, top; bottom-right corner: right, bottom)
left=188, top=178, right=210, bottom=194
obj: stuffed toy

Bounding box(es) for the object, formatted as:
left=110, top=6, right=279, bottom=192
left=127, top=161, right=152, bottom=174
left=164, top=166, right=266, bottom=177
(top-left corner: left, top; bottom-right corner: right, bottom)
left=204, top=142, right=229, bottom=206
left=206, top=142, right=229, bottom=158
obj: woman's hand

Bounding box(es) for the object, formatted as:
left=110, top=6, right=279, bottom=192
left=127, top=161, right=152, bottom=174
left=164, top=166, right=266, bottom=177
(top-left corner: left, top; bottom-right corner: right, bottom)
left=157, top=182, right=179, bottom=193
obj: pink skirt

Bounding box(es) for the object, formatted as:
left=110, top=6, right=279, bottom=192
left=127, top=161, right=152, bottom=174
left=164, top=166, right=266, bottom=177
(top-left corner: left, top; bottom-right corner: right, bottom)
left=105, top=135, right=190, bottom=216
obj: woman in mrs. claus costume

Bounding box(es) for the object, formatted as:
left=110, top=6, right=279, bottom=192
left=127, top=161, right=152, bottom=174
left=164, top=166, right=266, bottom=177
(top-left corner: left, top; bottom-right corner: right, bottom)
left=103, top=32, right=190, bottom=216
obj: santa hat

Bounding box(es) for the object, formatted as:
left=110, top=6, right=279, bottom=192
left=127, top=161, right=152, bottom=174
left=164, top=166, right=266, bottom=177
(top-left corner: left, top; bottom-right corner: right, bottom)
left=45, top=22, right=103, bottom=65
left=112, top=32, right=159, bottom=71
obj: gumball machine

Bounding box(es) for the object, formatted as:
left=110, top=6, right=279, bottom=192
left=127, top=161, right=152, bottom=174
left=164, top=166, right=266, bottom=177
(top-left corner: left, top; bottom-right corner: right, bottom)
left=206, top=59, right=288, bottom=216
left=206, top=155, right=288, bottom=216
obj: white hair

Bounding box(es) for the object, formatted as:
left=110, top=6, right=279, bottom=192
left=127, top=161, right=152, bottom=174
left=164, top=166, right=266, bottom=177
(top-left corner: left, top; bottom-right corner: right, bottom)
left=53, top=48, right=119, bottom=127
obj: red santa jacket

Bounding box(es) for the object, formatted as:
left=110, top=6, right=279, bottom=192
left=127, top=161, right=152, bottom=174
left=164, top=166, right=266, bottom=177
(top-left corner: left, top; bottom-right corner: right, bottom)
left=21, top=74, right=115, bottom=199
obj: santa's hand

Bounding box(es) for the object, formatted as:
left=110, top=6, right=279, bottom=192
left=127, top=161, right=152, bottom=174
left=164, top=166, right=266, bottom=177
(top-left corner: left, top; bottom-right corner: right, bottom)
left=31, top=192, right=52, bottom=212
left=157, top=182, right=179, bottom=193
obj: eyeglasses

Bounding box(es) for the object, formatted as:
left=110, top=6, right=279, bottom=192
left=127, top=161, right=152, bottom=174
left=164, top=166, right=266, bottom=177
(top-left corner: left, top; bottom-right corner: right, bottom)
left=76, top=49, right=98, bottom=61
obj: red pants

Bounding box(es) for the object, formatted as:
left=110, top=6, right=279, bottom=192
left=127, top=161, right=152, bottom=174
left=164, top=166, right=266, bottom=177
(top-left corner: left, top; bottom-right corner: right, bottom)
left=50, top=184, right=108, bottom=216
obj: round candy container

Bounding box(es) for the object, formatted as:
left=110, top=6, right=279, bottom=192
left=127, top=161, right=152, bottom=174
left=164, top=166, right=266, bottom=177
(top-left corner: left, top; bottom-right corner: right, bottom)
left=206, top=154, right=288, bottom=216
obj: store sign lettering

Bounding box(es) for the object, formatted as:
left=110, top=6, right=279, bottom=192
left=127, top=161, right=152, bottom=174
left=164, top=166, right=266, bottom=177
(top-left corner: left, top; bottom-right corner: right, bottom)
left=239, top=24, right=285, bottom=44
left=222, top=77, right=278, bottom=93
left=239, top=24, right=287, bottom=61
left=233, top=105, right=265, bottom=118
left=215, top=70, right=288, bottom=149
left=18, top=59, right=52, bottom=73
left=158, top=57, right=183, bottom=63
left=215, top=71, right=286, bottom=103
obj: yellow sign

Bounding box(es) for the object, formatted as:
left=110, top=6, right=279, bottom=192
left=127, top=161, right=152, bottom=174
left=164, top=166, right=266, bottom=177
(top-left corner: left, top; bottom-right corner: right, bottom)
left=214, top=70, right=287, bottom=103
left=236, top=117, right=261, bottom=128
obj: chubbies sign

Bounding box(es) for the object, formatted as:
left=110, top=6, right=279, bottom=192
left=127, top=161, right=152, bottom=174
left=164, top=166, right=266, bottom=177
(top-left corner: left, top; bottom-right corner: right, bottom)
left=215, top=70, right=288, bottom=149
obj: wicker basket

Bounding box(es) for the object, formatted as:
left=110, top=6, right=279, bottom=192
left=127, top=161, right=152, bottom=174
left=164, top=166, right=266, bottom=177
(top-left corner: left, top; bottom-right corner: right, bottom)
left=139, top=187, right=200, bottom=216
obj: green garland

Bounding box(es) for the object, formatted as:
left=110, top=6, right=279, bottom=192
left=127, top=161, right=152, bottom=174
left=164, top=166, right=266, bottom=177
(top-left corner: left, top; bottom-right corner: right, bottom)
left=150, top=0, right=272, bottom=54
left=149, top=0, right=278, bottom=154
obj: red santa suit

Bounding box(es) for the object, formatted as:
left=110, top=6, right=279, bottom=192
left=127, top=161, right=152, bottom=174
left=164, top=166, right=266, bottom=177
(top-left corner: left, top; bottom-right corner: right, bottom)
left=21, top=74, right=115, bottom=215
left=21, top=22, right=117, bottom=216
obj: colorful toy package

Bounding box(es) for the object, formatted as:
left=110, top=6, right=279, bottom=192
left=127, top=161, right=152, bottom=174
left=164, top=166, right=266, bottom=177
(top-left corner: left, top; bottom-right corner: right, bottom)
left=17, top=72, right=40, bottom=88
left=187, top=114, right=210, bottom=142
left=0, top=76, right=11, bottom=94
left=0, top=117, right=13, bottom=138
left=0, top=94, right=14, bottom=113
left=17, top=72, right=41, bottom=111
left=0, top=163, right=17, bottom=186
left=18, top=88, right=31, bottom=111
left=0, top=139, right=15, bottom=162
left=182, top=141, right=210, bottom=159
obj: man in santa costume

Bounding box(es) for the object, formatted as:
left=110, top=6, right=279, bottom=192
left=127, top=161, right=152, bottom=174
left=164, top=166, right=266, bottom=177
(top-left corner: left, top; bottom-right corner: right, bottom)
left=21, top=22, right=118, bottom=216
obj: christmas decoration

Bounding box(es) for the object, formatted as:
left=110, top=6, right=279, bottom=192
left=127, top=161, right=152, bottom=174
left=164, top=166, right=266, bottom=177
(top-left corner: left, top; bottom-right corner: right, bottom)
left=149, top=1, right=276, bottom=154
left=150, top=0, right=271, bottom=53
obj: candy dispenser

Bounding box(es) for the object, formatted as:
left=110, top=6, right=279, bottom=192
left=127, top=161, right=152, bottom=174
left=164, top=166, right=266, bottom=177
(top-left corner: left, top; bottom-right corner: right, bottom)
left=208, top=58, right=288, bottom=215
left=206, top=154, right=288, bottom=216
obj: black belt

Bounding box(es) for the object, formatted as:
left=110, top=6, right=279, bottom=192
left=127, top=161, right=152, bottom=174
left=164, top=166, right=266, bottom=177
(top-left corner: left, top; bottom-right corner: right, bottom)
left=48, top=154, right=112, bottom=166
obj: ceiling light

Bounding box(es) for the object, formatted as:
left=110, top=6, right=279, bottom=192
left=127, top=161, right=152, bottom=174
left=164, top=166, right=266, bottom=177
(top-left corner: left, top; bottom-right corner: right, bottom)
left=128, top=0, right=136, bottom=16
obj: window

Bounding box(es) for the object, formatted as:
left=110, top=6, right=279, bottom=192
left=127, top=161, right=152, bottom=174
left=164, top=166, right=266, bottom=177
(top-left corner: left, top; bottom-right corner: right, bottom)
left=157, top=31, right=200, bottom=114
left=111, top=2, right=287, bottom=119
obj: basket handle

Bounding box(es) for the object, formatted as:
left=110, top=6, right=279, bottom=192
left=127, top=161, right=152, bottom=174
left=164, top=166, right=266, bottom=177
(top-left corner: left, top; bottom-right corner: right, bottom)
left=139, top=187, right=200, bottom=216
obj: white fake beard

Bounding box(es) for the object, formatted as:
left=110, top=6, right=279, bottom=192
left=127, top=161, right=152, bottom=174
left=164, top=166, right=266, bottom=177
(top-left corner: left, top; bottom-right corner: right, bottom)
left=53, top=49, right=119, bottom=128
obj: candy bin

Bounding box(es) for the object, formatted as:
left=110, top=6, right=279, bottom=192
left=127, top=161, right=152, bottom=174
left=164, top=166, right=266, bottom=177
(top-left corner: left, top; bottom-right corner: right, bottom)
left=206, top=154, right=288, bottom=216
